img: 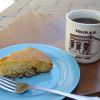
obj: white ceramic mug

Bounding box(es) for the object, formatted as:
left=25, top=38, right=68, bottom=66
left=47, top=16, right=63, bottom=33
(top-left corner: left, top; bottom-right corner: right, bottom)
left=65, top=9, right=100, bottom=63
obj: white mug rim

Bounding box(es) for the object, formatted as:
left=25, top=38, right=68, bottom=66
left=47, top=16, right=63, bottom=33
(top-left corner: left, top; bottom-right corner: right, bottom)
left=66, top=9, right=100, bottom=26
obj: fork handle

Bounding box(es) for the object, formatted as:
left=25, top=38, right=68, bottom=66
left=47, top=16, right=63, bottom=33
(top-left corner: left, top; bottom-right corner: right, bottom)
left=30, top=86, right=91, bottom=100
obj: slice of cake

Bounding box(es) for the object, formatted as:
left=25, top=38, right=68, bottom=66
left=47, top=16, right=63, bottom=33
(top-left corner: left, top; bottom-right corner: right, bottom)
left=0, top=48, right=52, bottom=78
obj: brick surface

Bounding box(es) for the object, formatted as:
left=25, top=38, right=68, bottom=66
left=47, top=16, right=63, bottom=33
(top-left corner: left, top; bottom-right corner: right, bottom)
left=0, top=0, right=31, bottom=17
left=29, top=0, right=58, bottom=6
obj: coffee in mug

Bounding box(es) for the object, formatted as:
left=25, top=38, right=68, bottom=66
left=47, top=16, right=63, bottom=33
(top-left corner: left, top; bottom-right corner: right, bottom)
left=65, top=9, right=100, bottom=64
left=73, top=18, right=100, bottom=24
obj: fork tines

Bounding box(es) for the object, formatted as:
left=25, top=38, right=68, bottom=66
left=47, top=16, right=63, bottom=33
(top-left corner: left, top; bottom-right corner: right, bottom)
left=0, top=76, right=16, bottom=92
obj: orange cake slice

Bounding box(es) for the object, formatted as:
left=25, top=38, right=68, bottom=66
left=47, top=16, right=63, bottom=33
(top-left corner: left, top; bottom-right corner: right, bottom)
left=0, top=48, right=52, bottom=78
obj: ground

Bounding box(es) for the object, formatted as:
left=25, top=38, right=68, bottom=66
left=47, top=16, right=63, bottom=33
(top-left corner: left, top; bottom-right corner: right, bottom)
left=0, top=0, right=100, bottom=29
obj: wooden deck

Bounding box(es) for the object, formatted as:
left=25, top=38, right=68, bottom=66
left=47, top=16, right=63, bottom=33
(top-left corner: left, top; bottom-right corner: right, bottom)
left=0, top=0, right=100, bottom=29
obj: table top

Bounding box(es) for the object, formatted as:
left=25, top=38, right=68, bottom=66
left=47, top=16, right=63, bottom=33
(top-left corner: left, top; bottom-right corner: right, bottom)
left=0, top=12, right=100, bottom=97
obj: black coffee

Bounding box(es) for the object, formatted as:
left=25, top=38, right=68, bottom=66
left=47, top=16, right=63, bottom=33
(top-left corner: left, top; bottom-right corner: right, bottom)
left=73, top=18, right=100, bottom=24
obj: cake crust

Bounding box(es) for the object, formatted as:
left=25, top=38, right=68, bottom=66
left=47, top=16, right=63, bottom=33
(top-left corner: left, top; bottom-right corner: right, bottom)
left=0, top=48, right=52, bottom=78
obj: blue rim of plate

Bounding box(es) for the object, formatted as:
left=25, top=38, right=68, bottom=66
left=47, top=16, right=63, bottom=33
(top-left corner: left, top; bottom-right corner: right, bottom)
left=0, top=44, right=80, bottom=100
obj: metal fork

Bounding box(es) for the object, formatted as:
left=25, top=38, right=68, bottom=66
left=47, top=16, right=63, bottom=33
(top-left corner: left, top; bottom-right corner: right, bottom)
left=0, top=76, right=99, bottom=100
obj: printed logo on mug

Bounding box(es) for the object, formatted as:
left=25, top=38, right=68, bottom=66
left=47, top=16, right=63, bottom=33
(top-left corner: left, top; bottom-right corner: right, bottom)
left=65, top=9, right=100, bottom=63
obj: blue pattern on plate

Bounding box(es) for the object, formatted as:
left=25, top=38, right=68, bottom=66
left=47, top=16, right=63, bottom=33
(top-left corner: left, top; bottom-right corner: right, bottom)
left=0, top=44, right=80, bottom=100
